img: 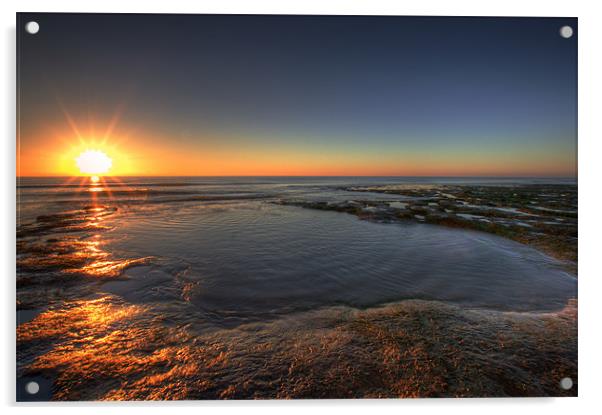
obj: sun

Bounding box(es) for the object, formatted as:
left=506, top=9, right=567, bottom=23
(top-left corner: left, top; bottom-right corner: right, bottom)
left=75, top=150, right=113, bottom=176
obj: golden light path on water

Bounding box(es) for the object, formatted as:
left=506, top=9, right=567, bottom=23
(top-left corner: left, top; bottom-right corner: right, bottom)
left=17, top=177, right=151, bottom=281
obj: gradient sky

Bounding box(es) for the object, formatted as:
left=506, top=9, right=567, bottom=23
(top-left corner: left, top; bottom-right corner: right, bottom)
left=18, top=13, right=577, bottom=177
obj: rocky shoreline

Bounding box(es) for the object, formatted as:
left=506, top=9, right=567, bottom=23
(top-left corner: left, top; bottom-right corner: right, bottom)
left=277, top=183, right=577, bottom=270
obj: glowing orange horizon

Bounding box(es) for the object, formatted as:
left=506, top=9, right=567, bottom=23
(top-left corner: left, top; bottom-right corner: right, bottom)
left=16, top=108, right=576, bottom=178
left=16, top=132, right=576, bottom=177
left=17, top=148, right=577, bottom=177
left=17, top=141, right=577, bottom=178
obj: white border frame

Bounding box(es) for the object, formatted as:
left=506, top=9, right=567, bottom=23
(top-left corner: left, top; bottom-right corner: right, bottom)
left=3, top=1, right=601, bottom=413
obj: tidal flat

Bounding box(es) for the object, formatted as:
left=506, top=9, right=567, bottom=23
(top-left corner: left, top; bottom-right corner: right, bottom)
left=279, top=183, right=577, bottom=268
left=17, top=177, right=577, bottom=399
left=17, top=296, right=576, bottom=399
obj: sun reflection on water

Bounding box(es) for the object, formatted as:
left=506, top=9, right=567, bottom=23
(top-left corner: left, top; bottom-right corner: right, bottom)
left=16, top=175, right=156, bottom=309
left=17, top=203, right=151, bottom=279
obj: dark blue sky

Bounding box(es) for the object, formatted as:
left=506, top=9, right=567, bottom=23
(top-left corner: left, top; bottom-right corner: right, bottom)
left=18, top=14, right=577, bottom=176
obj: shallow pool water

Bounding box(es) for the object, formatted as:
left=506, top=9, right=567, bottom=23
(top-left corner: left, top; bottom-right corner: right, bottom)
left=100, top=198, right=575, bottom=324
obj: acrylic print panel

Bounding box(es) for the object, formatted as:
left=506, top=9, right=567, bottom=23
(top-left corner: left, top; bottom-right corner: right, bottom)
left=16, top=13, right=577, bottom=401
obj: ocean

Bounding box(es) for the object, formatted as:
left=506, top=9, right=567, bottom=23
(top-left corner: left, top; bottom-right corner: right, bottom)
left=16, top=176, right=578, bottom=399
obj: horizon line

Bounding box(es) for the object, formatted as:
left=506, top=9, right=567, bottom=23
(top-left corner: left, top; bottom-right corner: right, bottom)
left=16, top=174, right=578, bottom=179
